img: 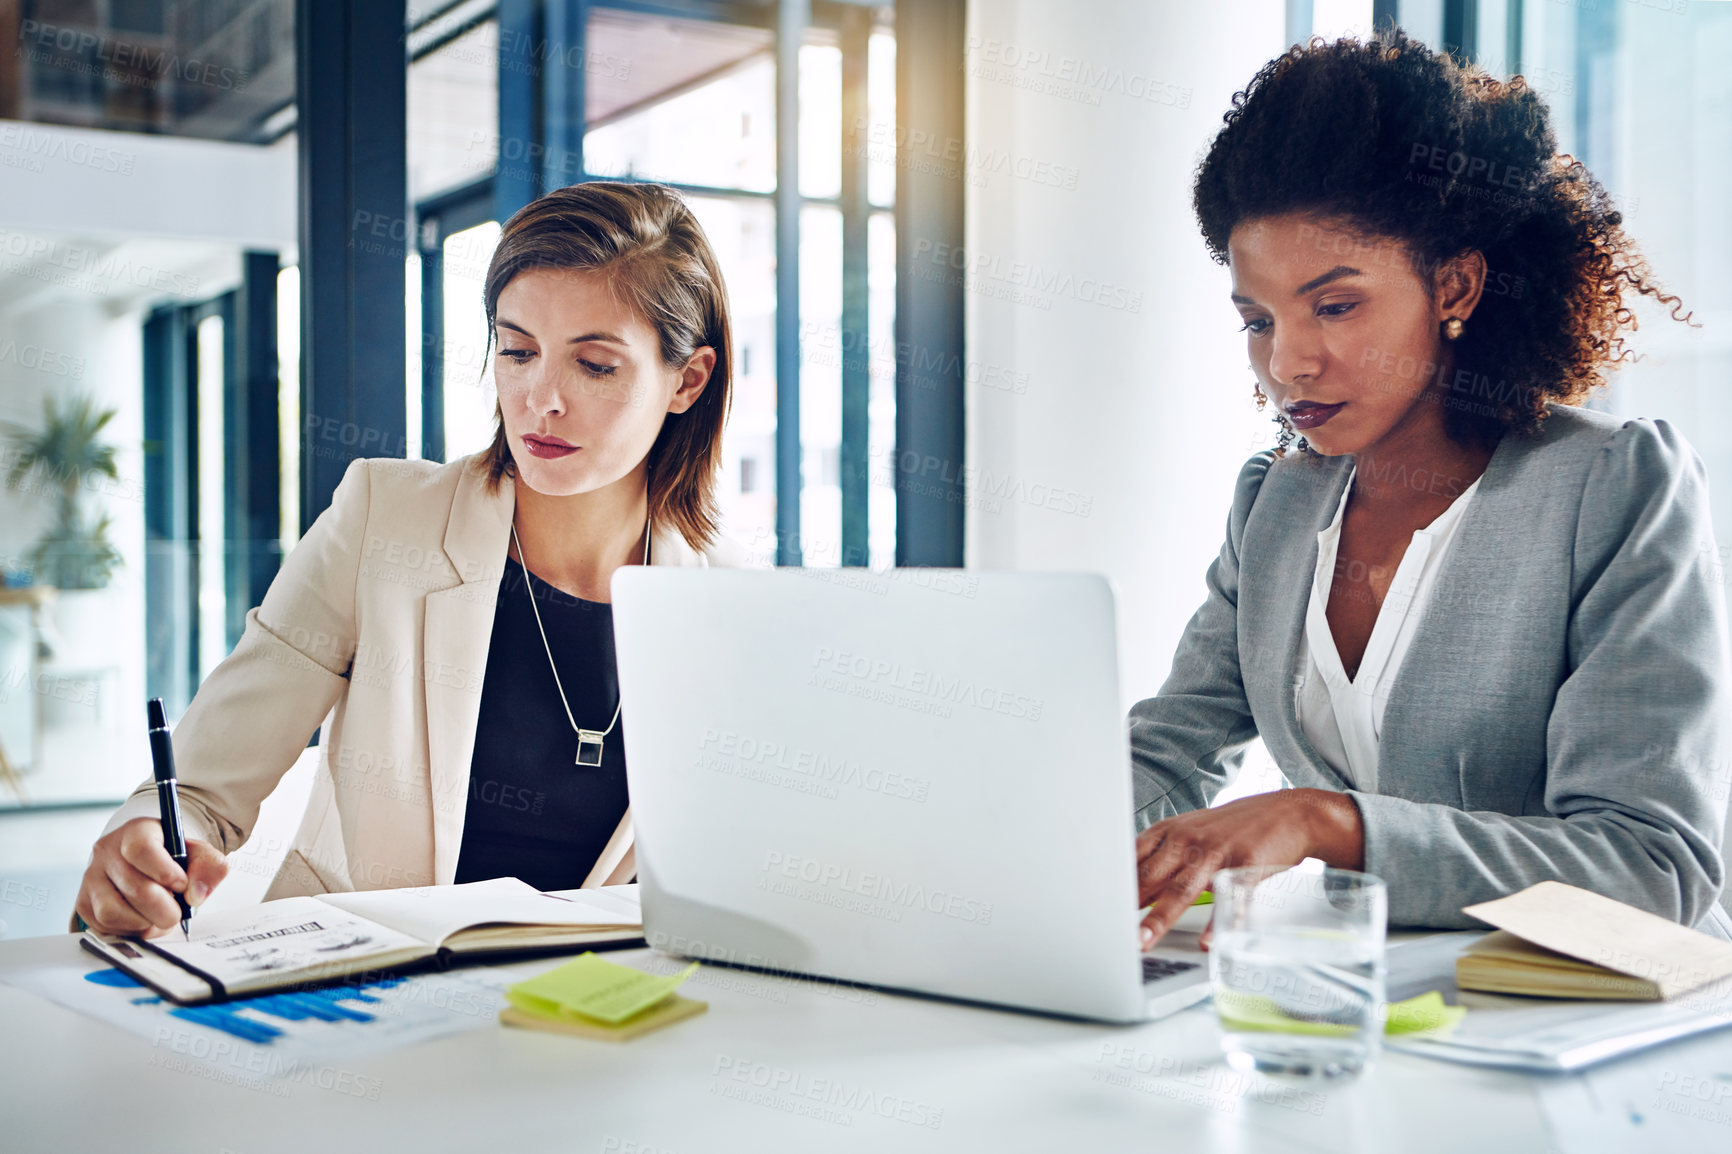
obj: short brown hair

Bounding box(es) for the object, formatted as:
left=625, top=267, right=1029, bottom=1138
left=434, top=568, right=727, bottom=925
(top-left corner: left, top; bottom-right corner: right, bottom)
left=480, top=180, right=732, bottom=550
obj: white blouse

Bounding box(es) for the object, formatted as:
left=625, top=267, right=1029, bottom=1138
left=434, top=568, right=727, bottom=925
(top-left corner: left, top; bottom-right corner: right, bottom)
left=1297, top=468, right=1482, bottom=792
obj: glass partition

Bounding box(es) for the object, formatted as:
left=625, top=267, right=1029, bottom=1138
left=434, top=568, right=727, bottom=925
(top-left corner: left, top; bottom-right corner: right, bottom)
left=8, top=0, right=294, bottom=143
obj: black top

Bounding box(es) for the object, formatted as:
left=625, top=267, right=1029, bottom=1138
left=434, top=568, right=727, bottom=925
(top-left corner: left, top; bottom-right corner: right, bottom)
left=454, top=561, right=630, bottom=892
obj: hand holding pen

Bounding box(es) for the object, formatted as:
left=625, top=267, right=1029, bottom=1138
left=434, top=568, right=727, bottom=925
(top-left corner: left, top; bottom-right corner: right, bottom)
left=72, top=702, right=229, bottom=938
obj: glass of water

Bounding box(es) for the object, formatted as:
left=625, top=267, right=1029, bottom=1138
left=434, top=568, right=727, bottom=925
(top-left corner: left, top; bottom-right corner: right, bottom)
left=1209, top=865, right=1387, bottom=1078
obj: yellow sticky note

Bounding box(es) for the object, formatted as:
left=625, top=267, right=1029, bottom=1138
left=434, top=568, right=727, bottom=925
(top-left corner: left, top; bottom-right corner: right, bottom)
left=508, top=953, right=700, bottom=1026
left=1384, top=990, right=1468, bottom=1038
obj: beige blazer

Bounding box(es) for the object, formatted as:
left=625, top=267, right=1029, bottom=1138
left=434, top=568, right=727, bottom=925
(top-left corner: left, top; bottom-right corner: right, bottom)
left=102, top=454, right=731, bottom=901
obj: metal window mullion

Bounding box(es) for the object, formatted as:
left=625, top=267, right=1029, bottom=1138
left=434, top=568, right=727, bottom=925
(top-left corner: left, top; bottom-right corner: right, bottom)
left=142, top=307, right=196, bottom=716
left=496, top=0, right=543, bottom=222
left=1444, top=0, right=1478, bottom=61
left=420, top=232, right=447, bottom=463
left=543, top=0, right=590, bottom=192
left=419, top=174, right=498, bottom=233
left=295, top=0, right=409, bottom=531
left=893, top=0, right=966, bottom=567
left=838, top=3, right=869, bottom=567
left=181, top=315, right=203, bottom=695
left=774, top=0, right=808, bottom=566
left=219, top=290, right=248, bottom=652
left=235, top=252, right=282, bottom=624
left=1506, top=0, right=1523, bottom=75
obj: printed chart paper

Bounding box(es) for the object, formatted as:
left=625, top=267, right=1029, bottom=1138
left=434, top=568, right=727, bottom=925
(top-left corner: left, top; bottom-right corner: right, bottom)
left=3, top=953, right=508, bottom=1084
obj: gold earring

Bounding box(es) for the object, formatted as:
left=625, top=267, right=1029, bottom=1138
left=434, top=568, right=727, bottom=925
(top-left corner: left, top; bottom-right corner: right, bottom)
left=1443, top=317, right=1464, bottom=340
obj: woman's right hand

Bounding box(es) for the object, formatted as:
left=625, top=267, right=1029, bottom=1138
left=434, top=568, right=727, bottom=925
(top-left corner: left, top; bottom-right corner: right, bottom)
left=75, top=818, right=229, bottom=936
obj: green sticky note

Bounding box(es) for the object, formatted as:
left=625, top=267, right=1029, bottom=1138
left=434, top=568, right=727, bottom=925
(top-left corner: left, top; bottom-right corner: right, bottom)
left=1191, top=891, right=1213, bottom=907
left=507, top=953, right=700, bottom=1026
left=1384, top=990, right=1468, bottom=1038
left=1215, top=989, right=1359, bottom=1037
left=1214, top=988, right=1467, bottom=1039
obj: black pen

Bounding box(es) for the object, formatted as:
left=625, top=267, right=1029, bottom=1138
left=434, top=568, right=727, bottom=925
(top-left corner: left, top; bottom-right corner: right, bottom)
left=147, top=698, right=193, bottom=939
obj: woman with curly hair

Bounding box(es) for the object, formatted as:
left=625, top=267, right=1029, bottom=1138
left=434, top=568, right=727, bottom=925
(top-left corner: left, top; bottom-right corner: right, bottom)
left=1131, top=30, right=1731, bottom=945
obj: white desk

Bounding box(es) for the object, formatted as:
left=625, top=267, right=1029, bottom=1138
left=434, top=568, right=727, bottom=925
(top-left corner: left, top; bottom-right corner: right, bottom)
left=0, top=931, right=1579, bottom=1154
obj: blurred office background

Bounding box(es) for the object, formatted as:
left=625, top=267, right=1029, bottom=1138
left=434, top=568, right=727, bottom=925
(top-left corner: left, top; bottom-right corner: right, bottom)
left=0, top=0, right=1726, bottom=935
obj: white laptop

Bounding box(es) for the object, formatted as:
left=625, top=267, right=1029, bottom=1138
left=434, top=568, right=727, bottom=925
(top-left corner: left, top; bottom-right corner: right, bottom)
left=610, top=568, right=1210, bottom=1022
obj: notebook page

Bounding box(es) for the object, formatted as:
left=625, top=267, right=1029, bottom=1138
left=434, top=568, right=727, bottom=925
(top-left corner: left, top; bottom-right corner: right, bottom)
left=545, top=883, right=642, bottom=923
left=141, top=896, right=430, bottom=993
left=320, top=878, right=640, bottom=947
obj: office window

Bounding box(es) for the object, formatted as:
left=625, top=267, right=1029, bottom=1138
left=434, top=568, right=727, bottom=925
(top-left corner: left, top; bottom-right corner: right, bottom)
left=580, top=10, right=780, bottom=560
left=681, top=194, right=778, bottom=556
left=405, top=4, right=897, bottom=567
left=800, top=42, right=843, bottom=200
left=582, top=11, right=775, bottom=193
left=800, top=204, right=843, bottom=561
left=867, top=209, right=897, bottom=567
left=1311, top=0, right=1377, bottom=42
left=405, top=251, right=423, bottom=462
left=278, top=265, right=300, bottom=556
left=195, top=313, right=226, bottom=683
left=9, top=0, right=294, bottom=143
left=442, top=220, right=505, bottom=462
left=407, top=15, right=499, bottom=205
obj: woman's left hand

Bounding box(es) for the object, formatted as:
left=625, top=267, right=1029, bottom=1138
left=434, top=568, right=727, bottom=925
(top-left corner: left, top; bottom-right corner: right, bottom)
left=1135, top=788, right=1365, bottom=949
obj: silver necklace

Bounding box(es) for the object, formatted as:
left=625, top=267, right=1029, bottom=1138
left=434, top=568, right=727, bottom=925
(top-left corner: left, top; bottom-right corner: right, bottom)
left=509, top=513, right=649, bottom=767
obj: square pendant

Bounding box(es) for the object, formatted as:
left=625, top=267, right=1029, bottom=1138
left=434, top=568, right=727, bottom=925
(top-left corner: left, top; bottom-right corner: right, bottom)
left=575, top=730, right=605, bottom=768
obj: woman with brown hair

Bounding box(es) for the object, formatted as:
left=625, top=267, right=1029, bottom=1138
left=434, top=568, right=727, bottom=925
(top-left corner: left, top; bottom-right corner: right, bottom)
left=76, top=181, right=737, bottom=934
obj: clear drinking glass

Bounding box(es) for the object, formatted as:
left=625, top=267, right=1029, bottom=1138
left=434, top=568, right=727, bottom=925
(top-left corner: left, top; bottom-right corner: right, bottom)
left=1210, top=865, right=1387, bottom=1078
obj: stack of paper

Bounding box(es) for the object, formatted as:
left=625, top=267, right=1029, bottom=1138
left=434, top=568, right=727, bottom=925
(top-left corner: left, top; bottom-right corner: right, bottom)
left=501, top=953, right=706, bottom=1042
left=1380, top=892, right=1732, bottom=1073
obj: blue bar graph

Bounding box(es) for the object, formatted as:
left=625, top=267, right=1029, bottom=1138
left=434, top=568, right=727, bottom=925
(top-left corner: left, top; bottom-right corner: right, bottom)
left=84, top=968, right=407, bottom=1044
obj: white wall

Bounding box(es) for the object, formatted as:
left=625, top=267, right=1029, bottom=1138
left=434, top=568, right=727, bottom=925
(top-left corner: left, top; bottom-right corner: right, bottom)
left=0, top=120, right=294, bottom=249
left=1590, top=8, right=1732, bottom=560
left=964, top=0, right=1287, bottom=707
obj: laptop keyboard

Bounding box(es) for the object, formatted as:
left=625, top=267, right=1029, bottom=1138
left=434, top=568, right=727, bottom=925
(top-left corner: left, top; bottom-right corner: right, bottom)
left=1142, top=956, right=1201, bottom=984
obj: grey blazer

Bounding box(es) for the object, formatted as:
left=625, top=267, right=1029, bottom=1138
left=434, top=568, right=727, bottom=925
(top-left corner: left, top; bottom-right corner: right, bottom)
left=1129, top=404, right=1732, bottom=936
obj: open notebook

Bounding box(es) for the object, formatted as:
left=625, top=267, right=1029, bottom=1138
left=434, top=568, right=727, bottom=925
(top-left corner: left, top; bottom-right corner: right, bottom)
left=80, top=878, right=643, bottom=1004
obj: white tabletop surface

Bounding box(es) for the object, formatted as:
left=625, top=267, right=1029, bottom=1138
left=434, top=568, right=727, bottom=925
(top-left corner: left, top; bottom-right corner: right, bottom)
left=0, top=928, right=1602, bottom=1154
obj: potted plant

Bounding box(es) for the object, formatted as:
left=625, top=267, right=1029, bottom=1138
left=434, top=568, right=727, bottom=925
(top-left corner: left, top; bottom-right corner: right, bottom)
left=2, top=395, right=122, bottom=590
